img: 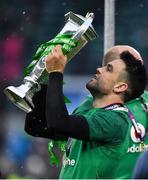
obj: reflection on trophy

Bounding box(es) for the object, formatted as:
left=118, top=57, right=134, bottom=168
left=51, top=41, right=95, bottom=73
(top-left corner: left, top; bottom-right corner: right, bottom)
left=4, top=11, right=98, bottom=113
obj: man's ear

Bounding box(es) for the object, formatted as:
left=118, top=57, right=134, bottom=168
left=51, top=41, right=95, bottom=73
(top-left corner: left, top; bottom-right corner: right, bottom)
left=113, top=82, right=128, bottom=93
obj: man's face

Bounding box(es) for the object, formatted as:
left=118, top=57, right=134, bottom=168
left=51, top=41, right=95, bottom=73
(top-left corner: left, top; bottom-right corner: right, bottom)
left=86, top=59, right=127, bottom=96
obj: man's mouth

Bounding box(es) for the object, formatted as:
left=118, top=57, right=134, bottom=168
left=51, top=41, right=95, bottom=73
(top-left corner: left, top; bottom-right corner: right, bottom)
left=93, top=74, right=97, bottom=79
left=91, top=75, right=97, bottom=81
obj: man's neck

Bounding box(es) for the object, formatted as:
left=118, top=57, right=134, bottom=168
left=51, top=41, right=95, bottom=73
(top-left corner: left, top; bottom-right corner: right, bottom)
left=92, top=94, right=124, bottom=108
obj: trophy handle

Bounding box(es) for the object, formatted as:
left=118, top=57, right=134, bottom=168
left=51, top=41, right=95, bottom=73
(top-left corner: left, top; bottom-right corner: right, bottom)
left=72, top=13, right=94, bottom=41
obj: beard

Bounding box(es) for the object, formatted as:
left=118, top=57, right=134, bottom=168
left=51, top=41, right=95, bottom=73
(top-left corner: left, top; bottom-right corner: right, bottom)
left=86, top=78, right=107, bottom=98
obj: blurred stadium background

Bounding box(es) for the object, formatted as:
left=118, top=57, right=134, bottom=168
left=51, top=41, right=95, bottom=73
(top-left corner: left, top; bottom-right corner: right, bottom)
left=0, top=0, right=148, bottom=178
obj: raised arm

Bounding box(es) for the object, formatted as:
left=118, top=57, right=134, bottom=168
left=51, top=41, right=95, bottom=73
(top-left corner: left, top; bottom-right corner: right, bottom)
left=45, top=45, right=89, bottom=140
left=46, top=72, right=89, bottom=140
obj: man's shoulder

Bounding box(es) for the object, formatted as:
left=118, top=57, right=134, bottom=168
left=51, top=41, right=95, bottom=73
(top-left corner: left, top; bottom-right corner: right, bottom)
left=127, top=90, right=148, bottom=105
left=72, top=95, right=93, bottom=115
left=141, top=90, right=148, bottom=101
left=126, top=91, right=148, bottom=114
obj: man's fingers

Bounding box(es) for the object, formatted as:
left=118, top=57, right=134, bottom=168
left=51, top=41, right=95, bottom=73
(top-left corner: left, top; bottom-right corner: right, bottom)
left=50, top=45, right=66, bottom=60
left=52, top=45, right=62, bottom=54
left=48, top=45, right=65, bottom=60
left=56, top=45, right=63, bottom=53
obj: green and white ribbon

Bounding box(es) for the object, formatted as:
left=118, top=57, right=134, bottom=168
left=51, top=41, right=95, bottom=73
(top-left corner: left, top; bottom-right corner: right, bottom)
left=24, top=33, right=77, bottom=78
left=48, top=140, right=67, bottom=166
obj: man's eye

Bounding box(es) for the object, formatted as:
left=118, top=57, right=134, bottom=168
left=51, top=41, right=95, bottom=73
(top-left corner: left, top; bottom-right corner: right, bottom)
left=107, top=64, right=112, bottom=72
left=107, top=65, right=110, bottom=71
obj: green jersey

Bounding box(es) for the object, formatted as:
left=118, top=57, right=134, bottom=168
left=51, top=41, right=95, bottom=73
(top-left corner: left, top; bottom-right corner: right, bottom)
left=61, top=91, right=148, bottom=179
left=60, top=106, right=130, bottom=179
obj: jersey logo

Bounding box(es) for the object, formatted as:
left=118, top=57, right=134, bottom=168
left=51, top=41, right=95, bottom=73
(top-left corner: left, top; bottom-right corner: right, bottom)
left=130, top=123, right=145, bottom=143
left=63, top=157, right=76, bottom=168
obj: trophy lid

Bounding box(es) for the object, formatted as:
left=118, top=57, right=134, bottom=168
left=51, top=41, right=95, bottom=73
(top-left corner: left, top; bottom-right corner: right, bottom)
left=65, top=11, right=98, bottom=41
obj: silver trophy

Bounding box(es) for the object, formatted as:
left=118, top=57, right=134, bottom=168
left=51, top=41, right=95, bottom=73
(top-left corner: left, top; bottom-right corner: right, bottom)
left=4, top=11, right=98, bottom=113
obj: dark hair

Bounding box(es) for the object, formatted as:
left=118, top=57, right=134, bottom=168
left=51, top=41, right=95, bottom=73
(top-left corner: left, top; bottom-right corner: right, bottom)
left=120, top=51, right=147, bottom=102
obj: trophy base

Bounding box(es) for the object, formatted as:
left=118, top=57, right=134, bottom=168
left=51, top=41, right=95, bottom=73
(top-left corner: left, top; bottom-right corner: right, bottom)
left=4, top=86, right=33, bottom=113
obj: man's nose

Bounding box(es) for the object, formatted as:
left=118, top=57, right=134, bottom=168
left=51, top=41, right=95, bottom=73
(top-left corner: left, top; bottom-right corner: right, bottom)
left=96, top=67, right=102, bottom=74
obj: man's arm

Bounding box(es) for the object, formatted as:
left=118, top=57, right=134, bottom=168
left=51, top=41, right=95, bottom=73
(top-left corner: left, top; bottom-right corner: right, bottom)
left=45, top=45, right=90, bottom=140
left=46, top=72, right=89, bottom=140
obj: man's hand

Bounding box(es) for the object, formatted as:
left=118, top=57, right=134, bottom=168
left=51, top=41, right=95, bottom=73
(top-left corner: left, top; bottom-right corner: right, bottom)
left=45, top=45, right=68, bottom=74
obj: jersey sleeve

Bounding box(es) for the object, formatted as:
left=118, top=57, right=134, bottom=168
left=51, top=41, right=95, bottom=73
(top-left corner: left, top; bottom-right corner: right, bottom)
left=84, top=109, right=129, bottom=144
